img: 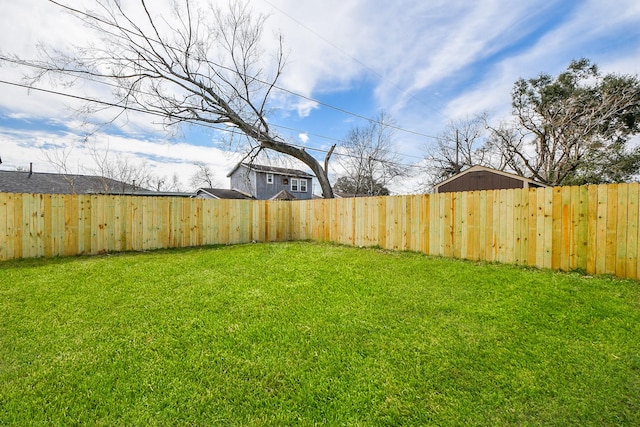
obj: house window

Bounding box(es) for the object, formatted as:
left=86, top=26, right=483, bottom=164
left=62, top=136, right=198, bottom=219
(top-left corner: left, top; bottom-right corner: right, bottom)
left=283, top=178, right=288, bottom=185
left=291, top=178, right=299, bottom=192
left=266, top=173, right=274, bottom=184
left=300, top=179, right=307, bottom=192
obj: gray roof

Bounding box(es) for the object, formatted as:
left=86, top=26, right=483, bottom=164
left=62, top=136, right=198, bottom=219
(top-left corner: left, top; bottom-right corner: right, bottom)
left=227, top=162, right=314, bottom=178
left=0, top=170, right=142, bottom=195
left=196, top=188, right=255, bottom=199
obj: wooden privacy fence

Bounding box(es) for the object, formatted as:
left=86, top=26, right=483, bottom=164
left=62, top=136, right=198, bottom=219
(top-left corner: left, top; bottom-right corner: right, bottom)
left=1, top=183, right=640, bottom=280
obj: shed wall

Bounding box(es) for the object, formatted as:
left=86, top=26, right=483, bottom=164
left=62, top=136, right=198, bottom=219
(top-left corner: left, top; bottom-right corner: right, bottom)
left=438, top=171, right=525, bottom=193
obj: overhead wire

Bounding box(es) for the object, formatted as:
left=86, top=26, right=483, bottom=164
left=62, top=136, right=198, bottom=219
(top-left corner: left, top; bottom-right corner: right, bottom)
left=28, top=1, right=440, bottom=141
left=0, top=56, right=429, bottom=166
left=0, top=1, right=438, bottom=172
left=0, top=78, right=426, bottom=171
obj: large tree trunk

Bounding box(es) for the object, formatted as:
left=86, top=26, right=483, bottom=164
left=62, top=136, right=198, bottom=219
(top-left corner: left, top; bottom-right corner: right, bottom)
left=236, top=121, right=333, bottom=198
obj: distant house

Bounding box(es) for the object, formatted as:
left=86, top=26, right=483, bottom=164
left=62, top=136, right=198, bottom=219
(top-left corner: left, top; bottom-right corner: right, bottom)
left=227, top=163, right=314, bottom=200
left=435, top=165, right=547, bottom=193
left=0, top=168, right=191, bottom=196
left=194, top=188, right=254, bottom=200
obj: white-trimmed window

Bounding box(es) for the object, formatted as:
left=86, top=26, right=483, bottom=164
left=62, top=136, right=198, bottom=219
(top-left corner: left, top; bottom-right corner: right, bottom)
left=266, top=173, right=274, bottom=184
left=290, top=178, right=307, bottom=193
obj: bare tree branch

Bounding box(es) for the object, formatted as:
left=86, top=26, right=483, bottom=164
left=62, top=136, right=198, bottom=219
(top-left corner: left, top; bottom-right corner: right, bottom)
left=6, top=0, right=334, bottom=197
left=336, top=111, right=407, bottom=196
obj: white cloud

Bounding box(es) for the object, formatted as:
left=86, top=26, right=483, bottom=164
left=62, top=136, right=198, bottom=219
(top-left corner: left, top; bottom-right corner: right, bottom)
left=298, top=132, right=309, bottom=143
left=0, top=126, right=240, bottom=191
left=442, top=0, right=640, bottom=128
left=294, top=99, right=320, bottom=118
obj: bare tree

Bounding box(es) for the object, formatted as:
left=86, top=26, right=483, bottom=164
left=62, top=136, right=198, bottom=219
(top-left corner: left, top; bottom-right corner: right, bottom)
left=189, top=162, right=218, bottom=189
left=147, top=173, right=184, bottom=192
left=42, top=145, right=79, bottom=192
left=6, top=0, right=334, bottom=197
left=422, top=113, right=497, bottom=189
left=85, top=144, right=151, bottom=192
left=42, top=140, right=182, bottom=193
left=336, top=111, right=407, bottom=196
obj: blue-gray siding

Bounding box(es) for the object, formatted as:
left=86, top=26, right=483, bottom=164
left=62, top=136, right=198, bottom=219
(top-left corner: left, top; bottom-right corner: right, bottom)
left=229, top=166, right=312, bottom=200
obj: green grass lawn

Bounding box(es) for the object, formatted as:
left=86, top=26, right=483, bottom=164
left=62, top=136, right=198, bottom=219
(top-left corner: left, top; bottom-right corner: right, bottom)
left=1, top=242, right=639, bottom=426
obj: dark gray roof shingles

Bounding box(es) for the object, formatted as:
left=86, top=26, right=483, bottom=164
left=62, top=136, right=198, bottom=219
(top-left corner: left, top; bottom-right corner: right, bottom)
left=0, top=170, right=139, bottom=194
left=197, top=188, right=254, bottom=199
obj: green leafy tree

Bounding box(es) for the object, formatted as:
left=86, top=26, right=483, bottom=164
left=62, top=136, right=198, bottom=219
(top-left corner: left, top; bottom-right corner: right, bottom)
left=490, top=59, right=640, bottom=185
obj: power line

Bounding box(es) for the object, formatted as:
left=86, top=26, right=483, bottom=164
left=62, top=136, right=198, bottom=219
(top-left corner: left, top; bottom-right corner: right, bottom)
left=0, top=3, right=435, bottom=170
left=12, top=1, right=439, bottom=141
left=1, top=53, right=435, bottom=160
left=0, top=78, right=426, bottom=171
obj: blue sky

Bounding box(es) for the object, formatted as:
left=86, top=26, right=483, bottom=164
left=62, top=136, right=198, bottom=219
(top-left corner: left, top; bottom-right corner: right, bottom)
left=1, top=0, right=639, bottom=193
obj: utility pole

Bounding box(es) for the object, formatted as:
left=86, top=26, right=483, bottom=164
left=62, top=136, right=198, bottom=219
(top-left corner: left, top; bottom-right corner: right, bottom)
left=455, top=129, right=461, bottom=174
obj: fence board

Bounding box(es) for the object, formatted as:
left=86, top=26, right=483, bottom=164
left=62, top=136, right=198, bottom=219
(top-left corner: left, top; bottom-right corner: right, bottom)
left=397, top=196, right=406, bottom=250
left=594, top=186, right=607, bottom=275
left=616, top=184, right=628, bottom=277
left=488, top=191, right=495, bottom=262
left=418, top=195, right=428, bottom=254
left=627, top=183, right=639, bottom=280
left=25, top=194, right=43, bottom=258
left=476, top=191, right=486, bottom=261
left=541, top=188, right=552, bottom=269
left=569, top=186, right=580, bottom=270
left=406, top=196, right=415, bottom=251
left=428, top=193, right=439, bottom=256
left=504, top=189, right=515, bottom=265
left=526, top=189, right=536, bottom=267
left=552, top=187, right=571, bottom=271
left=12, top=194, right=23, bottom=259
left=443, top=193, right=453, bottom=257
left=512, top=189, right=522, bottom=265
left=0, top=194, right=6, bottom=259
left=43, top=195, right=53, bottom=257
left=452, top=192, right=462, bottom=259
left=467, top=191, right=479, bottom=261
left=532, top=189, right=543, bottom=269
left=519, top=188, right=530, bottom=266
left=576, top=186, right=588, bottom=271
left=605, top=185, right=618, bottom=275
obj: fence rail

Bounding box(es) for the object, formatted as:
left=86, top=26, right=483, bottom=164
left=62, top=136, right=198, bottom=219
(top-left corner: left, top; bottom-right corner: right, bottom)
left=1, top=183, right=639, bottom=280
